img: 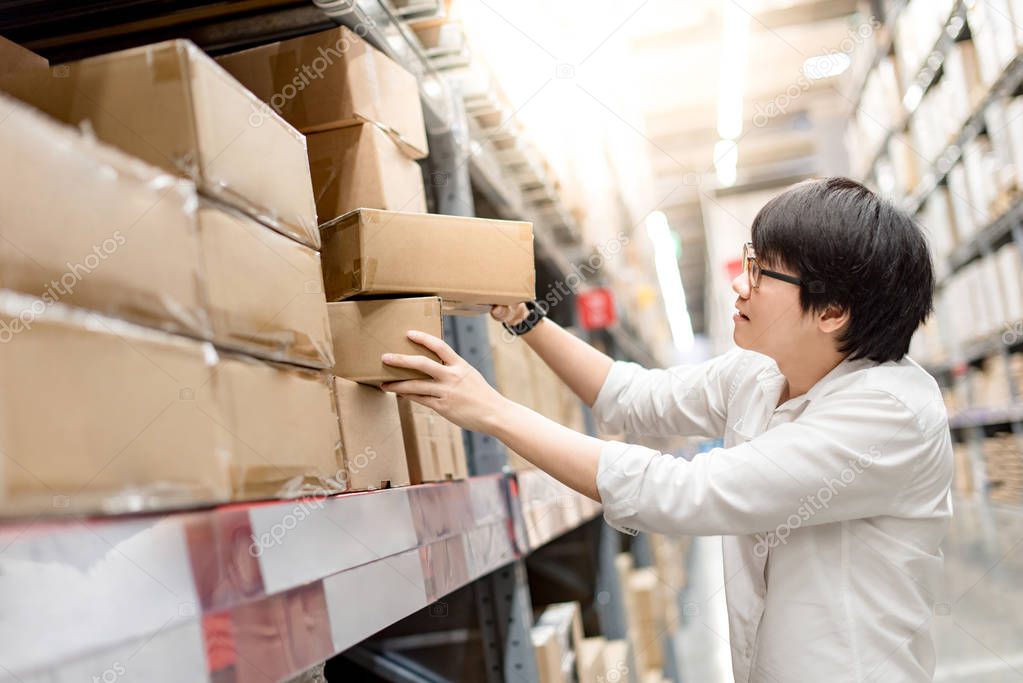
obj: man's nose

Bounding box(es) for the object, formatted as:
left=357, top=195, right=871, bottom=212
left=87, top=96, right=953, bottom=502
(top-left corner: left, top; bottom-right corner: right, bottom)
left=732, top=271, right=750, bottom=298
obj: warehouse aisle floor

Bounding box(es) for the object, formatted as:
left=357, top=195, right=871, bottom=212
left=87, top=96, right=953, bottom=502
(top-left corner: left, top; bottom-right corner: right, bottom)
left=671, top=498, right=1023, bottom=682
left=933, top=497, right=1023, bottom=682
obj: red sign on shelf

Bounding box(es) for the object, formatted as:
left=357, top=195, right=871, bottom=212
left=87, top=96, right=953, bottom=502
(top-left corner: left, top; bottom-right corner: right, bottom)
left=577, top=288, right=617, bottom=330
left=726, top=257, right=743, bottom=280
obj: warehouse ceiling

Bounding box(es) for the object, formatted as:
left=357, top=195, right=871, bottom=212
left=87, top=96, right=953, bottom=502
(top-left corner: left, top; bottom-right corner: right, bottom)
left=622, top=0, right=860, bottom=335
left=1, top=0, right=863, bottom=341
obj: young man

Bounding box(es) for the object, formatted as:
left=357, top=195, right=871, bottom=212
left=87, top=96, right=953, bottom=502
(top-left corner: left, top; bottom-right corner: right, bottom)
left=380, top=177, right=953, bottom=682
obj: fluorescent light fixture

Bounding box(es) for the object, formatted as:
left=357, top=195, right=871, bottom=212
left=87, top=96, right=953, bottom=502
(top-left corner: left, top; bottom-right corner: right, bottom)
left=714, top=139, right=738, bottom=188
left=646, top=211, right=695, bottom=353
left=802, top=52, right=851, bottom=80
left=902, top=83, right=924, bottom=113
left=716, top=2, right=751, bottom=139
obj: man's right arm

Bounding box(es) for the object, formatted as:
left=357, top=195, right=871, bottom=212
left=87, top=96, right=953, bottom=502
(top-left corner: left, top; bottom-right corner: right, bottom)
left=492, top=304, right=613, bottom=408
left=491, top=304, right=736, bottom=439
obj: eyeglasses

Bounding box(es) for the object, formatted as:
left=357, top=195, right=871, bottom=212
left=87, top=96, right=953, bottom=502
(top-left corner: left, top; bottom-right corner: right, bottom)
left=742, top=242, right=802, bottom=289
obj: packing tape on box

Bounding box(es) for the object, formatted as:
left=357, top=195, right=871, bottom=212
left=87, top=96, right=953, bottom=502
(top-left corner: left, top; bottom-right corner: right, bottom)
left=219, top=357, right=347, bottom=500
left=310, top=158, right=339, bottom=205
left=359, top=115, right=422, bottom=160
left=202, top=177, right=318, bottom=249
left=146, top=43, right=182, bottom=83
left=352, top=256, right=378, bottom=288
left=213, top=325, right=326, bottom=368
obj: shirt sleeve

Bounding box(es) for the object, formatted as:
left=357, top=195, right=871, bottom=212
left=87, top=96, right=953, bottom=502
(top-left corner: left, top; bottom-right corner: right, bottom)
left=595, top=388, right=952, bottom=537
left=590, top=348, right=749, bottom=440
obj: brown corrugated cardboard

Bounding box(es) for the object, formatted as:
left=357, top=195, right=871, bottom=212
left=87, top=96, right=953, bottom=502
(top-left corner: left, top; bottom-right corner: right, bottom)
left=397, top=398, right=467, bottom=483
left=0, top=91, right=210, bottom=340
left=626, top=568, right=664, bottom=674
left=216, top=26, right=428, bottom=159
left=448, top=418, right=469, bottom=480
left=0, top=94, right=333, bottom=366
left=0, top=40, right=319, bottom=249
left=327, top=296, right=443, bottom=384
left=0, top=292, right=345, bottom=516
left=0, top=35, right=47, bottom=77
left=602, top=640, right=631, bottom=683
left=307, top=123, right=427, bottom=224
left=531, top=625, right=567, bottom=683
left=199, top=201, right=333, bottom=369
left=0, top=293, right=229, bottom=515
left=320, top=209, right=535, bottom=311
left=215, top=354, right=343, bottom=500
left=576, top=637, right=609, bottom=683
left=333, top=377, right=411, bottom=491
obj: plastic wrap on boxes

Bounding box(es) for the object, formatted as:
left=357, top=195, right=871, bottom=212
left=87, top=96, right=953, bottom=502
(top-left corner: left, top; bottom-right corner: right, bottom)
left=0, top=91, right=210, bottom=339
left=216, top=26, right=429, bottom=159
left=0, top=292, right=345, bottom=516
left=1, top=40, right=320, bottom=248
left=199, top=200, right=334, bottom=369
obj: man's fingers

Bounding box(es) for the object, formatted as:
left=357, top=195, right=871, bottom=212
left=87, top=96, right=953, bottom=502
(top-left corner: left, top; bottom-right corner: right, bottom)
left=489, top=303, right=529, bottom=325
left=405, top=330, right=460, bottom=365
left=381, top=352, right=447, bottom=378
left=404, top=393, right=441, bottom=412
left=379, top=379, right=442, bottom=397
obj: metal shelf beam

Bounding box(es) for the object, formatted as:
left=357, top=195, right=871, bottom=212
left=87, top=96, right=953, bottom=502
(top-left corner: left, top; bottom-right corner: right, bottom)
left=0, top=471, right=601, bottom=683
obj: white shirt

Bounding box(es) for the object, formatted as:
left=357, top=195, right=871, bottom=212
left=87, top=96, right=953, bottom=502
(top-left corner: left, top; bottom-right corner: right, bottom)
left=592, top=349, right=953, bottom=683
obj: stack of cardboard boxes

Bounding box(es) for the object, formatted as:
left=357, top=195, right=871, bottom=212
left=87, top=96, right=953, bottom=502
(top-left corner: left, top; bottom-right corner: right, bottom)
left=0, top=38, right=342, bottom=513
left=487, top=317, right=587, bottom=470
left=614, top=549, right=690, bottom=683
left=528, top=545, right=690, bottom=683
left=983, top=433, right=1023, bottom=504
left=214, top=25, right=430, bottom=223
left=216, top=26, right=535, bottom=484
left=0, top=28, right=536, bottom=511
left=530, top=601, right=634, bottom=683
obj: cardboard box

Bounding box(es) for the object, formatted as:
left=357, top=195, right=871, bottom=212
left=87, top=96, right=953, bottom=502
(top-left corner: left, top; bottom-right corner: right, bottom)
left=0, top=293, right=227, bottom=515
left=0, top=91, right=210, bottom=340
left=0, top=35, right=47, bottom=78
left=307, top=122, right=427, bottom=224
left=576, top=637, right=609, bottom=683
left=536, top=602, right=585, bottom=682
left=487, top=316, right=585, bottom=467
left=627, top=568, right=664, bottom=674
left=216, top=26, right=428, bottom=159
left=333, top=377, right=411, bottom=491
left=397, top=398, right=468, bottom=483
left=0, top=40, right=319, bottom=249
left=327, top=296, right=443, bottom=384
left=0, top=292, right=344, bottom=515
left=536, top=602, right=585, bottom=659
left=488, top=317, right=539, bottom=408
left=531, top=625, right=567, bottom=683
left=602, top=640, right=631, bottom=683
left=199, top=201, right=334, bottom=368
left=216, top=355, right=343, bottom=500
left=320, top=209, right=535, bottom=312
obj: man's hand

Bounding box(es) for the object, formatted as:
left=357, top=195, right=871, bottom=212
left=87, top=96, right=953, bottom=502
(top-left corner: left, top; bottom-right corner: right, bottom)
left=380, top=330, right=508, bottom=434
left=490, top=303, right=530, bottom=326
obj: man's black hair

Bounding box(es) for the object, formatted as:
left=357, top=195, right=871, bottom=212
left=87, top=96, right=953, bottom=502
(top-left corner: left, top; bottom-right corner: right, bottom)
left=751, top=177, right=934, bottom=363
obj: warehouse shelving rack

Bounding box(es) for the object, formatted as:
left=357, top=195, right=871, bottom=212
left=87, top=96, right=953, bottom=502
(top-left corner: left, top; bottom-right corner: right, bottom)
left=857, top=0, right=967, bottom=183
left=0, top=471, right=601, bottom=682
left=0, top=1, right=677, bottom=681
left=850, top=0, right=1023, bottom=505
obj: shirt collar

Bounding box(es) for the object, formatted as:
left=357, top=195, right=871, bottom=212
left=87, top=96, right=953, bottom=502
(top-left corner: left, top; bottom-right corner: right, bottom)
left=756, top=353, right=878, bottom=409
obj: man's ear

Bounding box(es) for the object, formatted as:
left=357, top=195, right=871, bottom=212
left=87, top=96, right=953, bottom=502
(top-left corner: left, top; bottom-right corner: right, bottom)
left=817, top=305, right=849, bottom=335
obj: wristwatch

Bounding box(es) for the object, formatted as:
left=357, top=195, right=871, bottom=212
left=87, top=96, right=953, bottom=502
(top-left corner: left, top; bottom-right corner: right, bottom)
left=502, top=300, right=547, bottom=336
